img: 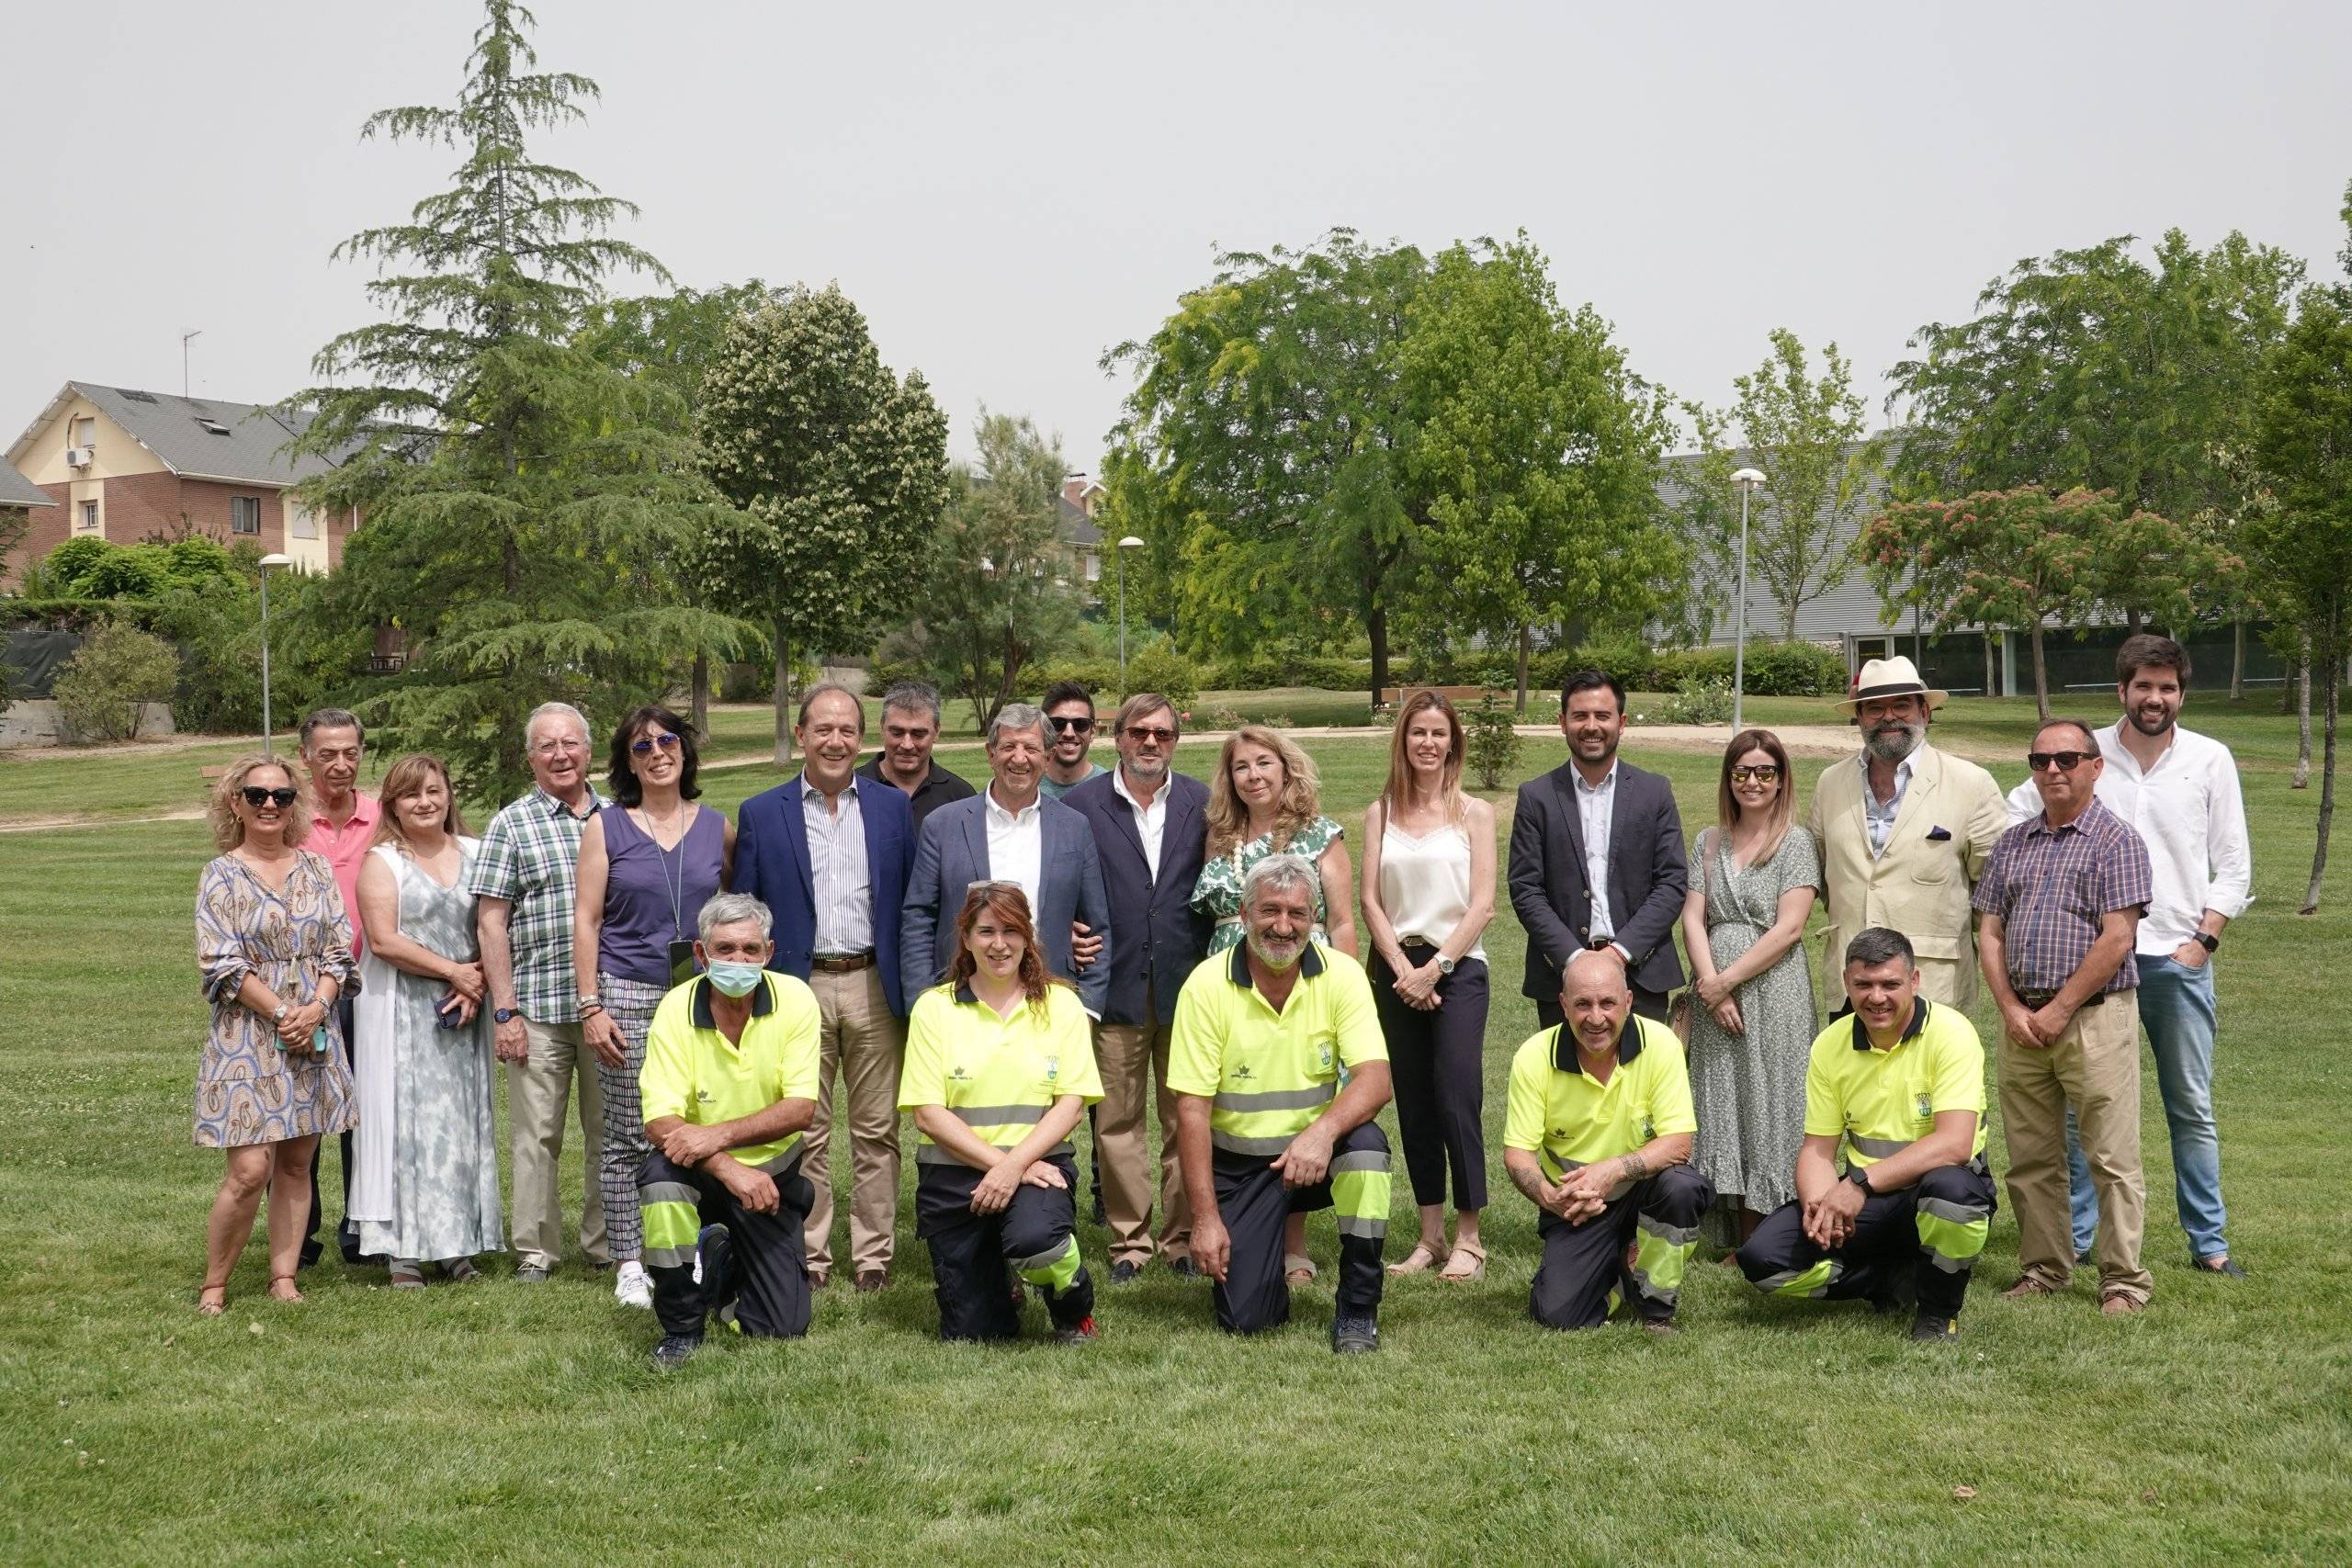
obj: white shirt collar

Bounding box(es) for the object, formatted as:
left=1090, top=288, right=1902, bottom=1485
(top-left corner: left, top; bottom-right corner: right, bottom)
left=985, top=784, right=1040, bottom=825
left=1572, top=759, right=1620, bottom=795
left=1113, top=767, right=1164, bottom=811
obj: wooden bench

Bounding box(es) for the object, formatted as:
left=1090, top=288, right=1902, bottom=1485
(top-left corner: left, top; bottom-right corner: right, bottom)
left=1375, top=684, right=1488, bottom=706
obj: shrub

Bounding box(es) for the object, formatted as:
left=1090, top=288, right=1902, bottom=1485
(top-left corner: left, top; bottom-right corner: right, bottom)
left=40, top=536, right=118, bottom=596
left=1123, top=642, right=1199, bottom=710
left=1463, top=689, right=1522, bottom=790
left=1660, top=674, right=1735, bottom=726
left=52, top=622, right=181, bottom=741
left=1738, top=639, right=1849, bottom=696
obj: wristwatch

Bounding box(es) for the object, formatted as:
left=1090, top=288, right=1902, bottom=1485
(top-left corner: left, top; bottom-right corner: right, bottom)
left=1846, top=1165, right=1873, bottom=1193
left=2195, top=932, right=2220, bottom=953
left=1436, top=955, right=1455, bottom=976
left=271, top=1001, right=291, bottom=1023
left=493, top=1008, right=518, bottom=1024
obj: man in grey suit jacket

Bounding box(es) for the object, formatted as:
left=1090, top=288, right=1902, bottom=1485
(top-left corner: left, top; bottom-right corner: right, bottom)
left=902, top=703, right=1114, bottom=1018
left=1507, top=670, right=1689, bottom=1023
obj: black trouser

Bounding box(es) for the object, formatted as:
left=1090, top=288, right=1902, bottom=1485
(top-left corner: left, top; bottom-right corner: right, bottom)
left=1736, top=1159, right=1998, bottom=1322
left=302, top=997, right=364, bottom=1265
left=1538, top=987, right=1669, bottom=1030
left=1372, top=947, right=1488, bottom=1211
left=1531, top=1166, right=1713, bottom=1328
left=639, top=1148, right=815, bottom=1340
left=917, top=1153, right=1093, bottom=1341
left=1209, top=1122, right=1390, bottom=1335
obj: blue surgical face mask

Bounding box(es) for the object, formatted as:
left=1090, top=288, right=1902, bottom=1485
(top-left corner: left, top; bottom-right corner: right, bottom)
left=706, top=960, right=764, bottom=998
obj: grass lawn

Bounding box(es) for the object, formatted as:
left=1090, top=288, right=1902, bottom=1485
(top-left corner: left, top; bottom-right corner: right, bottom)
left=4, top=700, right=2348, bottom=1565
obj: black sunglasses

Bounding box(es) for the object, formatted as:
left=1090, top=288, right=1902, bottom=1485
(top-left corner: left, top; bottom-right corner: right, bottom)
left=629, top=733, right=683, bottom=755
left=1047, top=716, right=1095, bottom=734
left=241, top=785, right=300, bottom=808
left=1125, top=725, right=1177, bottom=745
left=2028, top=750, right=2094, bottom=773
left=1729, top=765, right=1781, bottom=784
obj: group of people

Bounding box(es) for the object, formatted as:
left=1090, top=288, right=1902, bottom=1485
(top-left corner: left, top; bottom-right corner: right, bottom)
left=190, top=635, right=2249, bottom=1360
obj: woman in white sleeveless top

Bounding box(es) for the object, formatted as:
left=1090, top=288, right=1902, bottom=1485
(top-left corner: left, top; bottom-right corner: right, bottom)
left=1359, top=693, right=1497, bottom=1282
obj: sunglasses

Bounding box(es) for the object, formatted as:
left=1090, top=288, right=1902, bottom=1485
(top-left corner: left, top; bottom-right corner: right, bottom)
left=629, top=733, right=683, bottom=755
left=2028, top=750, right=2094, bottom=773
left=1125, top=725, right=1177, bottom=745
left=1729, top=765, right=1781, bottom=784
left=1046, top=716, right=1095, bottom=734
left=241, top=785, right=300, bottom=808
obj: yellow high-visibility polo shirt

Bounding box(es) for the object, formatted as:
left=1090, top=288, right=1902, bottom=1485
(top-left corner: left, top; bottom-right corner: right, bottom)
left=1503, top=1014, right=1696, bottom=1186
left=1166, top=942, right=1387, bottom=1156
left=638, top=972, right=823, bottom=1168
left=1802, top=997, right=1987, bottom=1168
left=899, top=981, right=1102, bottom=1165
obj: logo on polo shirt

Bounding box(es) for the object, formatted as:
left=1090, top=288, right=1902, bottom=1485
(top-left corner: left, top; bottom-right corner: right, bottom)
left=1317, top=1042, right=1334, bottom=1073
left=1044, top=1055, right=1060, bottom=1083
left=1235, top=1064, right=1255, bottom=1080
left=950, top=1066, right=970, bottom=1082
left=1915, top=1091, right=1933, bottom=1123
left=696, top=1090, right=715, bottom=1104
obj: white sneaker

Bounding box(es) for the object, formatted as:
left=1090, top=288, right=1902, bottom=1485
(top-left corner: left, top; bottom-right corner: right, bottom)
left=615, top=1260, right=653, bottom=1310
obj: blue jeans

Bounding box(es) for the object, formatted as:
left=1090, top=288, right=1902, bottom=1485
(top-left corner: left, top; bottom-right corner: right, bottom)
left=2064, top=955, right=2227, bottom=1261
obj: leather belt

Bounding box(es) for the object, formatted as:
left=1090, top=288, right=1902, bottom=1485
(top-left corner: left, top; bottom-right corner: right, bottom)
left=810, top=952, right=876, bottom=975
left=2018, top=991, right=2104, bottom=1009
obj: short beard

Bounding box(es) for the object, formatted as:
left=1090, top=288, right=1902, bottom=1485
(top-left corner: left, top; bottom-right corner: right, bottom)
left=1863, top=723, right=1923, bottom=764
left=2127, top=705, right=2176, bottom=738
left=1247, top=931, right=1304, bottom=972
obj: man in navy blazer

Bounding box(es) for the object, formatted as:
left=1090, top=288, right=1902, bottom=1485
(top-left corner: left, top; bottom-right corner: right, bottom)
left=734, top=683, right=915, bottom=1292
left=1507, top=670, right=1689, bottom=1024
left=902, top=703, right=1114, bottom=1020
left=1064, top=694, right=1213, bottom=1280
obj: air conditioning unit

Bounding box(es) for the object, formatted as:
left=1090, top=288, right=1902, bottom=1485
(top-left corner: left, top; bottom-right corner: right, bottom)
left=65, top=446, right=93, bottom=468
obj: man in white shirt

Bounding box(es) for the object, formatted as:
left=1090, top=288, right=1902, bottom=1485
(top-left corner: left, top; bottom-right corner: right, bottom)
left=2002, top=636, right=2252, bottom=1278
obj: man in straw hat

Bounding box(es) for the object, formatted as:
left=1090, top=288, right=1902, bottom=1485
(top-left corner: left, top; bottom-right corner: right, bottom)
left=1807, top=657, right=2007, bottom=1011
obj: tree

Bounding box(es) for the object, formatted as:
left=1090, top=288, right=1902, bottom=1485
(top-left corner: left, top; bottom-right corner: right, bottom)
left=2246, top=278, right=2352, bottom=913
left=1105, top=231, right=1429, bottom=702
left=281, top=0, right=743, bottom=801
left=52, top=622, right=180, bottom=743
left=1401, top=236, right=1680, bottom=711
left=1860, top=487, right=2211, bottom=719
left=692, top=285, right=951, bottom=764
left=1681, top=330, right=1878, bottom=640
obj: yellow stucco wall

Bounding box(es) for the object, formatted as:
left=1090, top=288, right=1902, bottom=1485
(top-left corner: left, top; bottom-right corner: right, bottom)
left=283, top=496, right=331, bottom=572
left=8, top=394, right=171, bottom=487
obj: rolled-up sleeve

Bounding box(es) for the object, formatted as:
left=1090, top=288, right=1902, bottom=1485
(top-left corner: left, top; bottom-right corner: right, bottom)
left=196, top=863, right=250, bottom=1005
left=2204, top=748, right=2255, bottom=920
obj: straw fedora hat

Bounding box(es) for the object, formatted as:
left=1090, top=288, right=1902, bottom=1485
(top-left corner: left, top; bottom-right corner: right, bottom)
left=1837, top=655, right=1948, bottom=713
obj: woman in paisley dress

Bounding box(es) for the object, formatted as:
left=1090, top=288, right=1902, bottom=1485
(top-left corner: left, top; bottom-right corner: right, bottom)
left=1679, top=729, right=1819, bottom=1248
left=1191, top=724, right=1357, bottom=1279
left=350, top=753, right=504, bottom=1285
left=194, top=756, right=361, bottom=1313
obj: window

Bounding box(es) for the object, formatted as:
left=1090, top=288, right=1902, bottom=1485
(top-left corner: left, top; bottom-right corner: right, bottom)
left=72, top=416, right=95, bottom=448
left=79, top=501, right=99, bottom=532
left=196, top=418, right=232, bottom=436
left=1084, top=552, right=1102, bottom=582
left=288, top=502, right=318, bottom=540
left=231, top=496, right=261, bottom=535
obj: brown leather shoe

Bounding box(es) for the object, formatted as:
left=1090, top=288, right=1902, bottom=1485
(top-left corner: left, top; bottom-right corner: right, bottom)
left=854, top=1269, right=889, bottom=1293
left=1999, top=1276, right=2063, bottom=1302
left=2099, top=1292, right=2146, bottom=1316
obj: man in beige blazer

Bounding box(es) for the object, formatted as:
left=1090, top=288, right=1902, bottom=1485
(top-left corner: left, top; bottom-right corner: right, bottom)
left=1807, top=658, right=2007, bottom=1009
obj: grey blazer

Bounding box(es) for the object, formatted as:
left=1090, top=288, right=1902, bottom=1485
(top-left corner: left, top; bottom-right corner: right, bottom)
left=900, top=791, right=1114, bottom=1015
left=1506, top=757, right=1690, bottom=1000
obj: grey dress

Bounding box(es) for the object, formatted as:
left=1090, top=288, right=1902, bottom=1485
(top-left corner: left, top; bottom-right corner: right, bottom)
left=352, top=843, right=504, bottom=1263
left=1686, top=825, right=1820, bottom=1217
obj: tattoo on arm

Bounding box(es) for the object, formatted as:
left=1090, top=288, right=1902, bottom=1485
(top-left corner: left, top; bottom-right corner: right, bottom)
left=1619, top=1151, right=1650, bottom=1181
left=1510, top=1164, right=1548, bottom=1205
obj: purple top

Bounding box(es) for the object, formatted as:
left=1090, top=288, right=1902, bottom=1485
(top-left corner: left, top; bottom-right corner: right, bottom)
left=1972, top=797, right=2152, bottom=995
left=599, top=804, right=726, bottom=986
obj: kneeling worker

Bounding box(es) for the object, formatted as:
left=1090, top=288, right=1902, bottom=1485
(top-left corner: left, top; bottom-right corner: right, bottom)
left=637, top=894, right=824, bottom=1369
left=1503, top=949, right=1713, bottom=1333
left=1736, top=927, right=1996, bottom=1341
left=900, top=882, right=1102, bottom=1343
left=1170, top=853, right=1394, bottom=1352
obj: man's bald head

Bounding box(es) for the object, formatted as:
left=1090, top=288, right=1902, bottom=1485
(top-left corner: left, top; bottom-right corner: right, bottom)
left=1559, top=949, right=1632, bottom=1058
left=1564, top=948, right=1631, bottom=998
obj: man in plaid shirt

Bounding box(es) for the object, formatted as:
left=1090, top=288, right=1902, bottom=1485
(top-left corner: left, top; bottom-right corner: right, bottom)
left=1973, top=717, right=2154, bottom=1314
left=470, top=701, right=615, bottom=1282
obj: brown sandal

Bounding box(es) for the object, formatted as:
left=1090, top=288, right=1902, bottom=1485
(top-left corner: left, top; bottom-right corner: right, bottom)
left=267, top=1274, right=306, bottom=1304
left=1386, top=1242, right=1446, bottom=1277
left=1440, top=1241, right=1487, bottom=1282
left=197, top=1281, right=229, bottom=1315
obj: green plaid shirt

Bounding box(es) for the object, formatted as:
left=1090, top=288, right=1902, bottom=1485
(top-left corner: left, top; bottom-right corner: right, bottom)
left=467, top=785, right=611, bottom=1023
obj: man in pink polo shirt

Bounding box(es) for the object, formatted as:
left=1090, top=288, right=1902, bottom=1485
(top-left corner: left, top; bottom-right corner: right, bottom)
left=298, top=707, right=380, bottom=1269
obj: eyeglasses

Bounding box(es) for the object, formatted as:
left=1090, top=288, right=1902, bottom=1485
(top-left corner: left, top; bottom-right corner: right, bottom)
left=241, top=786, right=300, bottom=808
left=2028, top=750, right=2094, bottom=773
left=1047, top=716, right=1095, bottom=735
left=629, top=733, right=683, bottom=755
left=1729, top=765, right=1781, bottom=784
left=530, top=739, right=586, bottom=756
left=1125, top=725, right=1177, bottom=745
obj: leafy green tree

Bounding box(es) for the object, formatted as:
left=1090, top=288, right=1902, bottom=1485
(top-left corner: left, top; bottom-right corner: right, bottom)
left=691, top=285, right=951, bottom=764
left=1402, top=236, right=1679, bottom=711
left=52, top=622, right=180, bottom=742
left=282, top=0, right=742, bottom=800
left=1682, top=330, right=1878, bottom=640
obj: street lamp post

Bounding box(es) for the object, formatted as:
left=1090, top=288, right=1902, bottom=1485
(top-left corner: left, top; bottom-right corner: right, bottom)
left=1116, top=536, right=1144, bottom=695
left=257, top=554, right=292, bottom=755
left=1729, top=468, right=1766, bottom=732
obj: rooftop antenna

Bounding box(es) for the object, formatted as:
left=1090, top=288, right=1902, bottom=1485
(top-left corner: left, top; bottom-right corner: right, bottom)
left=181, top=329, right=202, bottom=399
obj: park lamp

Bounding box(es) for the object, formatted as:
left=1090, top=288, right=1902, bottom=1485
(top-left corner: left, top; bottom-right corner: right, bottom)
left=258, top=554, right=293, bottom=756
left=1728, top=469, right=1766, bottom=732
left=1115, top=536, right=1145, bottom=695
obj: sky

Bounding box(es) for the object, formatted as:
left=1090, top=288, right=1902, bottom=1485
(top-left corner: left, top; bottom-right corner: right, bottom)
left=6, top=1, right=2349, bottom=473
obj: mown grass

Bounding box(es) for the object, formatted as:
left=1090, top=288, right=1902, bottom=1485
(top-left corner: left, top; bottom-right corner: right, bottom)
left=3, top=706, right=2347, bottom=1566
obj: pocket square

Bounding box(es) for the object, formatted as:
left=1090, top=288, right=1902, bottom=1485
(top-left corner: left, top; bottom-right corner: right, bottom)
left=1926, top=826, right=1952, bottom=841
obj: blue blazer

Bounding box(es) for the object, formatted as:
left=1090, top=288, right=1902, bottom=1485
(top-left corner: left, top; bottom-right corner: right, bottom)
left=1062, top=770, right=1210, bottom=1027
left=734, top=773, right=915, bottom=1016
left=900, top=791, right=1113, bottom=1017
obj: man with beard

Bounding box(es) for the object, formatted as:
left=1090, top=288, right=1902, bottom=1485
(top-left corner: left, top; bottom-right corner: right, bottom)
left=1169, top=854, right=1394, bottom=1350
left=1508, top=670, right=1689, bottom=1024
left=2002, top=636, right=2251, bottom=1280
left=1809, top=658, right=2007, bottom=1011
left=1037, top=680, right=1111, bottom=800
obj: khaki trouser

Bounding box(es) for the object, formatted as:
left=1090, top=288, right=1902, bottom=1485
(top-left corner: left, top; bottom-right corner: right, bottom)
left=802, top=967, right=905, bottom=1279
left=1998, top=991, right=2152, bottom=1305
left=1093, top=1021, right=1192, bottom=1269
left=509, top=1016, right=609, bottom=1270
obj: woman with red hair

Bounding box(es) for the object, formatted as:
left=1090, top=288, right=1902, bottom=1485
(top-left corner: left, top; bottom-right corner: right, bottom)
left=899, top=883, right=1102, bottom=1342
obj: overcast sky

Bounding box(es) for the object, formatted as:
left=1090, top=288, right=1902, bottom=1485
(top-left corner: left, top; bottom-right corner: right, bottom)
left=7, top=1, right=2349, bottom=472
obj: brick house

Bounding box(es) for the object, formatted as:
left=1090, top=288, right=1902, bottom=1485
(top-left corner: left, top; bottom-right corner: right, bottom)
left=1057, top=472, right=1105, bottom=597
left=1, top=457, right=58, bottom=574
left=5, top=383, right=360, bottom=585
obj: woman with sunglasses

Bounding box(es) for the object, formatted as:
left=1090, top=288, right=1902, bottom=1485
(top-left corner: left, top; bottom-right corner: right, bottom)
left=573, top=705, right=732, bottom=1312
left=193, top=757, right=361, bottom=1313
left=1679, top=729, right=1819, bottom=1247
left=899, top=883, right=1102, bottom=1342
left=349, top=753, right=503, bottom=1287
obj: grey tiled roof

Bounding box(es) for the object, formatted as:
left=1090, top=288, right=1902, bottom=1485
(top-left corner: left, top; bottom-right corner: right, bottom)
left=0, top=456, right=53, bottom=508
left=70, top=382, right=353, bottom=487
left=1056, top=493, right=1102, bottom=548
